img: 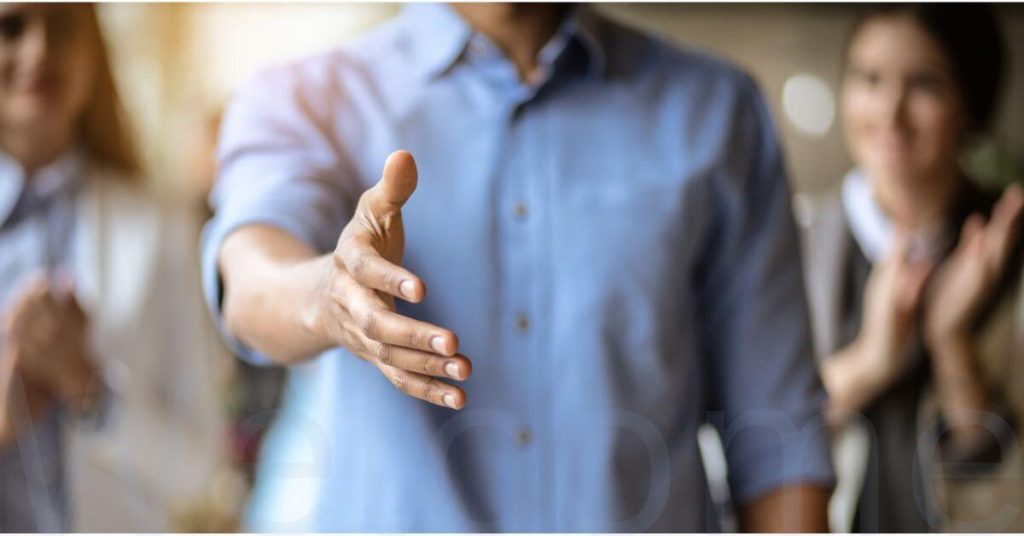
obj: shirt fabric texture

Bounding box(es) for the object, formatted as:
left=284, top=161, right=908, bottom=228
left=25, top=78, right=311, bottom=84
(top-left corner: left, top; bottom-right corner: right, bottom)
left=202, top=4, right=834, bottom=531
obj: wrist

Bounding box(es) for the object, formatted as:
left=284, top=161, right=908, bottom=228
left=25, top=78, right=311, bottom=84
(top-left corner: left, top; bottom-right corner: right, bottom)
left=219, top=226, right=338, bottom=364
left=925, top=321, right=970, bottom=350
left=928, top=332, right=974, bottom=368
left=827, top=336, right=891, bottom=406
left=930, top=339, right=981, bottom=387
left=298, top=254, right=340, bottom=350
left=850, top=332, right=896, bottom=388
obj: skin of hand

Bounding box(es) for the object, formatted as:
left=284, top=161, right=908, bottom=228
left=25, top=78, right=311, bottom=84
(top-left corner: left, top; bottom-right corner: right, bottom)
left=219, top=151, right=472, bottom=410
left=921, top=184, right=1023, bottom=441
left=308, top=150, right=472, bottom=409
left=821, top=230, right=933, bottom=422
left=1, top=273, right=99, bottom=413
left=853, top=230, right=933, bottom=385
left=865, top=230, right=935, bottom=378
left=0, top=349, right=53, bottom=446
left=924, top=183, right=1024, bottom=347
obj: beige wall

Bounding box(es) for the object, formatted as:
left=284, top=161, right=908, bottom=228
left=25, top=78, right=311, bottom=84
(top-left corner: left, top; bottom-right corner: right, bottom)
left=97, top=3, right=1024, bottom=196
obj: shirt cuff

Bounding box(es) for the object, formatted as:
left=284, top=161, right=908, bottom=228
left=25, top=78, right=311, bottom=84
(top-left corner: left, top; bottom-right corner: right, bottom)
left=719, top=411, right=837, bottom=505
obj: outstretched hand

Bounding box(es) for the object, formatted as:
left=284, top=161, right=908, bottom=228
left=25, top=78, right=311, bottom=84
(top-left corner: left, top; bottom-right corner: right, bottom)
left=309, top=151, right=472, bottom=409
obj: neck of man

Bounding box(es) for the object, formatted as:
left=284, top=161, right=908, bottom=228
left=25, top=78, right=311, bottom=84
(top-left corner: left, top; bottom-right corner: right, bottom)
left=871, top=166, right=962, bottom=232
left=452, top=3, right=568, bottom=83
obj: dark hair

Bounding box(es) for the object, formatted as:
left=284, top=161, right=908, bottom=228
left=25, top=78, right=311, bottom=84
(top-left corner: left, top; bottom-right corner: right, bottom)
left=847, top=4, right=1007, bottom=135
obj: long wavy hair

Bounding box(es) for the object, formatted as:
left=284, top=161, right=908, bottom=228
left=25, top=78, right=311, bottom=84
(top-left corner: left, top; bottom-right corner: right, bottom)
left=77, top=4, right=140, bottom=178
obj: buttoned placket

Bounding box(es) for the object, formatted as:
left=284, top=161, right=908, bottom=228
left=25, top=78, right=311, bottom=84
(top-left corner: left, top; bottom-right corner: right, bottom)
left=507, top=34, right=574, bottom=532
left=497, top=70, right=565, bottom=531
left=463, top=24, right=576, bottom=529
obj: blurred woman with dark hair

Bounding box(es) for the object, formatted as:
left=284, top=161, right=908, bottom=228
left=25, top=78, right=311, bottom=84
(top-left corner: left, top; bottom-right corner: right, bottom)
left=0, top=4, right=229, bottom=531
left=797, top=3, right=1024, bottom=532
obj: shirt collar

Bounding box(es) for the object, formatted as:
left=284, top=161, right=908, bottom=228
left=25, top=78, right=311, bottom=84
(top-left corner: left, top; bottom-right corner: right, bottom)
left=0, top=146, right=85, bottom=227
left=841, top=168, right=951, bottom=263
left=401, top=3, right=473, bottom=82
left=401, top=3, right=609, bottom=83
left=572, top=7, right=608, bottom=79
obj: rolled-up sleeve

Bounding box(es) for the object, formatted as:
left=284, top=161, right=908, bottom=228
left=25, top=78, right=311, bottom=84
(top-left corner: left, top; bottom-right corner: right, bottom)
left=697, top=75, right=835, bottom=505
left=201, top=64, right=358, bottom=365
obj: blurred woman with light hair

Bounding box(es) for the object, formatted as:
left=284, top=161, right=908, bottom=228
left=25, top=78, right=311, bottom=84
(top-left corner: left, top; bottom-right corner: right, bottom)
left=796, top=4, right=1024, bottom=532
left=0, top=4, right=230, bottom=531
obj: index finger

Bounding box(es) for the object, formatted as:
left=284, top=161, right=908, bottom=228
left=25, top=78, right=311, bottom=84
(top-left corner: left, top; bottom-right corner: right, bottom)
left=337, top=243, right=425, bottom=303
left=986, top=184, right=1024, bottom=257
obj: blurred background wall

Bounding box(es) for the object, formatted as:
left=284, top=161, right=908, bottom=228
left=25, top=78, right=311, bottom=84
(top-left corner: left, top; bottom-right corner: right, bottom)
left=95, top=2, right=1024, bottom=201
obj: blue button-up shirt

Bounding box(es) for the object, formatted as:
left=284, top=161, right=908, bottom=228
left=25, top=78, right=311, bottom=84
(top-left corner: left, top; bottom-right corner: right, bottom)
left=203, top=4, right=833, bottom=531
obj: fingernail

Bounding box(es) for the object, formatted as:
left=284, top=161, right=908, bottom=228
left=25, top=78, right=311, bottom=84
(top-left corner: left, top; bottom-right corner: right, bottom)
left=431, top=336, right=448, bottom=354
left=444, top=361, right=461, bottom=379
left=399, top=280, right=416, bottom=299
left=443, top=393, right=457, bottom=409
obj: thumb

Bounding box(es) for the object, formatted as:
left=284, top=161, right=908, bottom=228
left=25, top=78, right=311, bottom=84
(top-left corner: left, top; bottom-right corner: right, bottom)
left=52, top=271, right=87, bottom=323
left=365, top=150, right=418, bottom=216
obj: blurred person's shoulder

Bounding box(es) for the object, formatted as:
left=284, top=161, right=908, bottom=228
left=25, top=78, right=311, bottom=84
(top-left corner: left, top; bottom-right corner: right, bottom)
left=594, top=11, right=761, bottom=102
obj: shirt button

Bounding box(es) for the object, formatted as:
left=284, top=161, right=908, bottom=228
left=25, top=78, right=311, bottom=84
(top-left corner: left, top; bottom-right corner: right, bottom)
left=515, top=313, right=530, bottom=333
left=513, top=202, right=528, bottom=219
left=516, top=427, right=533, bottom=446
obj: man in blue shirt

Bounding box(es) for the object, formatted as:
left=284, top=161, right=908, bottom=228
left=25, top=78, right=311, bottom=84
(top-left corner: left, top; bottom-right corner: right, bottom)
left=204, top=3, right=834, bottom=531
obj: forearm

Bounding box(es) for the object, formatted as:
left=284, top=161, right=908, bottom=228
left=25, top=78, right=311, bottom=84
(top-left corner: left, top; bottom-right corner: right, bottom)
left=218, top=225, right=335, bottom=365
left=820, top=340, right=885, bottom=425
left=930, top=336, right=992, bottom=445
left=738, top=483, right=831, bottom=532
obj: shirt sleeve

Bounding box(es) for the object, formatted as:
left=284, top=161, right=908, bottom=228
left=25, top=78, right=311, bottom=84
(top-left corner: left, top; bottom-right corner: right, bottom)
left=200, top=65, right=359, bottom=365
left=697, top=74, right=835, bottom=505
